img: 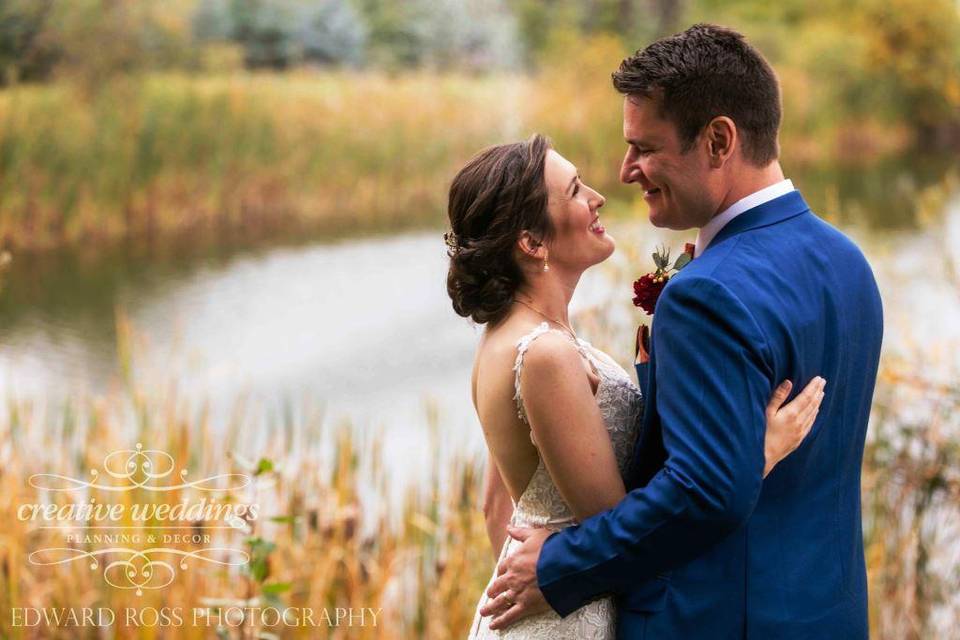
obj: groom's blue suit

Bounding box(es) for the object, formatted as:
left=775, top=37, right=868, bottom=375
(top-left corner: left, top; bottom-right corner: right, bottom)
left=537, top=191, right=883, bottom=639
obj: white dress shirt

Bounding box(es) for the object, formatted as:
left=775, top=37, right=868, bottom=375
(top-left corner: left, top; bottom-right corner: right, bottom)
left=694, top=179, right=795, bottom=257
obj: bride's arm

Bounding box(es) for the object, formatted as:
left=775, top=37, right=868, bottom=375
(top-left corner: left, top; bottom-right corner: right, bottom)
left=482, top=455, right=513, bottom=558
left=520, top=333, right=626, bottom=522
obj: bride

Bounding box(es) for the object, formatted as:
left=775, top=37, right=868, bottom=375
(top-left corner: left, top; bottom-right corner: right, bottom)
left=444, top=134, right=823, bottom=638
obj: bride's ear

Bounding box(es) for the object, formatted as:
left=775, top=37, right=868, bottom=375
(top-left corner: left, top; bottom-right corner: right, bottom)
left=517, top=231, right=546, bottom=261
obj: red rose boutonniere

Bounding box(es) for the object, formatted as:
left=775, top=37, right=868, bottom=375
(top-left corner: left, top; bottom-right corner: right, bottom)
left=633, top=242, right=695, bottom=363
left=632, top=242, right=695, bottom=314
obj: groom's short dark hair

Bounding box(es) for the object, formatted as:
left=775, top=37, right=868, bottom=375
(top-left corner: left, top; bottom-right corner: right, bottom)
left=613, top=23, right=781, bottom=167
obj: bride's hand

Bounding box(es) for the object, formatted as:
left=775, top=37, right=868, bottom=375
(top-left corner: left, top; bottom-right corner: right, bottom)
left=763, top=377, right=826, bottom=477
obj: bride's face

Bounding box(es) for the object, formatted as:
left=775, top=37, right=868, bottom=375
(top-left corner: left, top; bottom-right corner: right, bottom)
left=543, top=149, right=613, bottom=271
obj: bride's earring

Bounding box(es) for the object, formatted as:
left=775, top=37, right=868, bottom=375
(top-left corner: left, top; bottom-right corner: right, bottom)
left=543, top=252, right=550, bottom=272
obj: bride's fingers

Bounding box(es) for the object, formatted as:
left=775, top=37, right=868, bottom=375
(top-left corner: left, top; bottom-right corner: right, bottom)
left=794, top=385, right=820, bottom=419
left=783, top=377, right=824, bottom=416
left=765, top=380, right=793, bottom=416
left=803, top=406, right=821, bottom=435
left=796, top=400, right=816, bottom=431
left=799, top=391, right=824, bottom=432
left=790, top=390, right=823, bottom=447
left=795, top=378, right=822, bottom=409
left=796, top=384, right=826, bottom=430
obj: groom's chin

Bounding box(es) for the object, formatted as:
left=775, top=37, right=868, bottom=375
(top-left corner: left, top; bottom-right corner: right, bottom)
left=647, top=210, right=673, bottom=229
left=646, top=206, right=669, bottom=228
left=648, top=211, right=693, bottom=231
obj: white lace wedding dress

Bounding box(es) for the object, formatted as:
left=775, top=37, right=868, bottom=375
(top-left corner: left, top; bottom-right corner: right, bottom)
left=468, top=322, right=644, bottom=639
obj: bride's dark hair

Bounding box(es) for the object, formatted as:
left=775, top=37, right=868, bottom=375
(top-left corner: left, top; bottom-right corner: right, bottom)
left=445, top=134, right=554, bottom=325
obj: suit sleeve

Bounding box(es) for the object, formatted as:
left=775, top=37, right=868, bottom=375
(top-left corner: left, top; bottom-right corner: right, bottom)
left=537, top=275, right=775, bottom=616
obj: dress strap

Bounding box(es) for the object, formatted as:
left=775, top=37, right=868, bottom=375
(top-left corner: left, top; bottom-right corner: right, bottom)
left=513, top=322, right=596, bottom=428
left=513, top=322, right=553, bottom=426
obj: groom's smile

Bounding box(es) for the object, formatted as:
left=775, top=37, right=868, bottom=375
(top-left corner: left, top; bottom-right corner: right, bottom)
left=619, top=95, right=717, bottom=231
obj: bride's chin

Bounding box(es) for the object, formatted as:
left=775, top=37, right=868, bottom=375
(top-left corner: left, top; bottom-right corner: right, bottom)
left=588, top=245, right=616, bottom=268
left=599, top=238, right=616, bottom=260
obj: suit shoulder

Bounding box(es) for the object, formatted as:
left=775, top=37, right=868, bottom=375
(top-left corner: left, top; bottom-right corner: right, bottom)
left=805, top=213, right=879, bottom=273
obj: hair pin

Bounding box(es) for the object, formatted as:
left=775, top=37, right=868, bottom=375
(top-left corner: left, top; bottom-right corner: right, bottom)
left=444, top=231, right=461, bottom=257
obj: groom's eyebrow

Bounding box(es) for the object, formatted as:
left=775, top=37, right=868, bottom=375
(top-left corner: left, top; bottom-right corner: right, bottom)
left=625, top=137, right=643, bottom=146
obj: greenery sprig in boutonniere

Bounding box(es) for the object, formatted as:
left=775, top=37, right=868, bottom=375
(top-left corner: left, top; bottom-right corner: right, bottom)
left=632, top=243, right=695, bottom=315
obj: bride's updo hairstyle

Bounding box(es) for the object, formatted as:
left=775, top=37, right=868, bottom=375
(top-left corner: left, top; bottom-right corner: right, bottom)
left=446, top=134, right=554, bottom=325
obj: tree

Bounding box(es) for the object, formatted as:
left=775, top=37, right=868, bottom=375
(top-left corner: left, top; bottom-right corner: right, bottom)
left=300, top=0, right=367, bottom=67
left=0, top=0, right=59, bottom=84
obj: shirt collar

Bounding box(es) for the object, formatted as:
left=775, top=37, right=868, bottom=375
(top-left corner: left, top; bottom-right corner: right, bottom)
left=694, top=179, right=795, bottom=257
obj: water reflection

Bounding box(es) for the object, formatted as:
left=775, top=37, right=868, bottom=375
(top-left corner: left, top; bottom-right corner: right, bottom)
left=0, top=165, right=957, bottom=485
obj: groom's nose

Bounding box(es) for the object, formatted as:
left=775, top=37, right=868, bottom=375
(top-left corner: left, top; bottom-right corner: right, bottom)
left=620, top=150, right=643, bottom=184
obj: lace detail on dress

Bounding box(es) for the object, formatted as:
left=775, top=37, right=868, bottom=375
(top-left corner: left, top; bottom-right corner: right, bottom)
left=513, top=322, right=553, bottom=426
left=469, top=323, right=644, bottom=639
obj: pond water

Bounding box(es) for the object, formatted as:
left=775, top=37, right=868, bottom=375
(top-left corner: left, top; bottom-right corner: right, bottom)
left=1, top=159, right=958, bottom=490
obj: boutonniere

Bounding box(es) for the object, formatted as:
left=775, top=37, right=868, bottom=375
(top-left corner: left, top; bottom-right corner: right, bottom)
left=633, top=243, right=695, bottom=363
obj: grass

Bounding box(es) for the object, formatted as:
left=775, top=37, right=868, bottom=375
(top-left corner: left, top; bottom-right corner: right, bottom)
left=0, top=32, right=929, bottom=256
left=0, top=71, right=539, bottom=254
left=0, top=387, right=492, bottom=639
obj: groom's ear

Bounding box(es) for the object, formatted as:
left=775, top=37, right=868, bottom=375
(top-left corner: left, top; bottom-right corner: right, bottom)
left=704, top=116, right=737, bottom=168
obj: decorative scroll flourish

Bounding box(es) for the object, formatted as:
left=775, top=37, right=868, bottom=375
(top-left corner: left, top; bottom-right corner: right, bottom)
left=29, top=443, right=250, bottom=492
left=28, top=547, right=250, bottom=595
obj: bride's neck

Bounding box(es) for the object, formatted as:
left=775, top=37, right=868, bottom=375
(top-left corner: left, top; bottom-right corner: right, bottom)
left=514, top=268, right=580, bottom=326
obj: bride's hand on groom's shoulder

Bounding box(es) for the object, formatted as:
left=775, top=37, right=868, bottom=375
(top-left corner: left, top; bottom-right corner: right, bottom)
left=763, top=377, right=826, bottom=477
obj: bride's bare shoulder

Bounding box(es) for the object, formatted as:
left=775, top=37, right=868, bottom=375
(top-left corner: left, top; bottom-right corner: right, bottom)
left=476, top=321, right=581, bottom=394
left=477, top=317, right=556, bottom=362
left=472, top=318, right=540, bottom=385
left=472, top=319, right=533, bottom=418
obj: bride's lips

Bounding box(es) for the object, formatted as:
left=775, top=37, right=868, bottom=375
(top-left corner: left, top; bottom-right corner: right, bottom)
left=588, top=217, right=605, bottom=235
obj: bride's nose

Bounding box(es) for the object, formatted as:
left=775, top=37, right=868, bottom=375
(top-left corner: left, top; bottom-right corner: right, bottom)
left=592, top=189, right=605, bottom=209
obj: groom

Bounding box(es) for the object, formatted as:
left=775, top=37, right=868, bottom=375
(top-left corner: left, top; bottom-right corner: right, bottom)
left=480, top=24, right=883, bottom=638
